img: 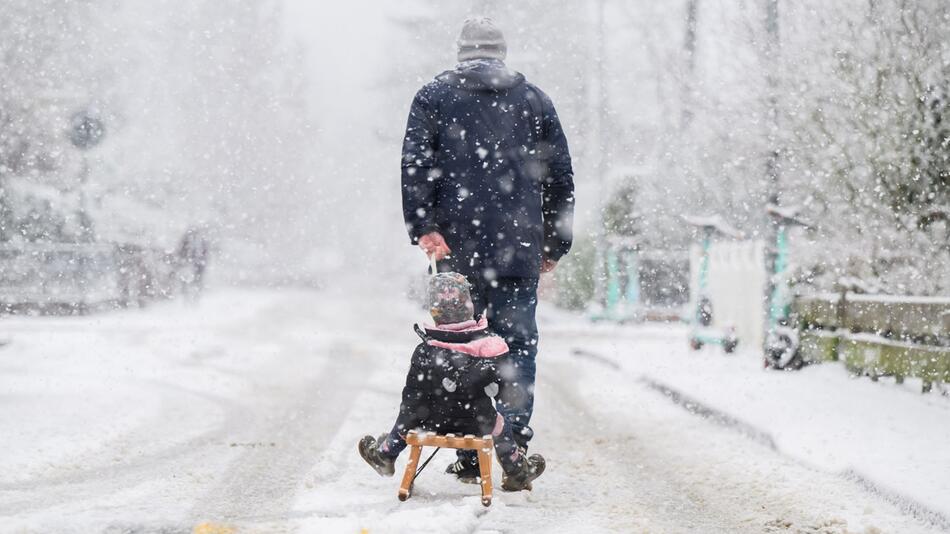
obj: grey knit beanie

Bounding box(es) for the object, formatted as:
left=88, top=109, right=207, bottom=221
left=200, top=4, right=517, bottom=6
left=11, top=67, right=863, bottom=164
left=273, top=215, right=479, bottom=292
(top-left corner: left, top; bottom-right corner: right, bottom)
left=427, top=272, right=475, bottom=325
left=457, top=17, right=507, bottom=62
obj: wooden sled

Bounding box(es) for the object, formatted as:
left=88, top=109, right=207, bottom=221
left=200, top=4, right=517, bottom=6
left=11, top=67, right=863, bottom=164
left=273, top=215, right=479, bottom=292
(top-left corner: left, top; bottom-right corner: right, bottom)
left=398, top=430, right=494, bottom=507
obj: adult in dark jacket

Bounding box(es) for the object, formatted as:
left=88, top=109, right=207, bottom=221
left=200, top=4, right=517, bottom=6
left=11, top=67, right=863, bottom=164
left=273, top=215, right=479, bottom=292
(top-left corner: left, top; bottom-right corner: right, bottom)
left=358, top=273, right=545, bottom=491
left=401, top=17, right=575, bottom=480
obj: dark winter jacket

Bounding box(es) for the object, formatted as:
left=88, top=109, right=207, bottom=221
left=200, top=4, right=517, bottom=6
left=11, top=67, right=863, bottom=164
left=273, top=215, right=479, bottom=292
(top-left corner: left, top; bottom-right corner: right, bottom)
left=393, top=317, right=509, bottom=437
left=401, top=59, right=575, bottom=279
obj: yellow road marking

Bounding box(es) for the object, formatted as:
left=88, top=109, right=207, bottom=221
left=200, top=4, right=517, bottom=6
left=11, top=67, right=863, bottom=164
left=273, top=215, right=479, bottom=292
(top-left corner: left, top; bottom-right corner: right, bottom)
left=193, top=522, right=235, bottom=534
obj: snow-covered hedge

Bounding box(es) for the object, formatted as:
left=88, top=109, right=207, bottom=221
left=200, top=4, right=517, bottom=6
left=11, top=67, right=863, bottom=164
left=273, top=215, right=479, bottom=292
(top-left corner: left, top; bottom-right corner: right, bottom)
left=796, top=292, right=950, bottom=392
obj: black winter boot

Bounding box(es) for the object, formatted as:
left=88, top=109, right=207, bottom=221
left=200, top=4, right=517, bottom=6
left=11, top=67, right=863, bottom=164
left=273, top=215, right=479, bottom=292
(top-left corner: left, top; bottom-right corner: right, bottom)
left=501, top=453, right=545, bottom=491
left=358, top=435, right=396, bottom=477
left=444, top=456, right=480, bottom=484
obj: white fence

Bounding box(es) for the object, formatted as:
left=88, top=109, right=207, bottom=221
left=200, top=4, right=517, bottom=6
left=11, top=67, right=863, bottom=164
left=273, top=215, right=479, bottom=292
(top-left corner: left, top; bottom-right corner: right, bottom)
left=690, top=240, right=766, bottom=350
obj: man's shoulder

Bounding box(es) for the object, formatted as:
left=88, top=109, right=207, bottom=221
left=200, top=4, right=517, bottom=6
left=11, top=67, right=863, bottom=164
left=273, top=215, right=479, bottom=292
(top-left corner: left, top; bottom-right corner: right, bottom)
left=414, top=76, right=452, bottom=103
left=524, top=81, right=554, bottom=107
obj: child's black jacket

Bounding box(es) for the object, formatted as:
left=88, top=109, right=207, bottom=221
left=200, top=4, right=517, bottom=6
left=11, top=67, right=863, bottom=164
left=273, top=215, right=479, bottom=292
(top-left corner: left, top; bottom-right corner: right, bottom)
left=393, top=317, right=509, bottom=437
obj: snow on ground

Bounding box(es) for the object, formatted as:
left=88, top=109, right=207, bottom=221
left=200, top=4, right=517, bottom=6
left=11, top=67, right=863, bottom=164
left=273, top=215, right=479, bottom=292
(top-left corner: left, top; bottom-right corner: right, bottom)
left=558, top=316, right=950, bottom=525
left=0, top=284, right=947, bottom=533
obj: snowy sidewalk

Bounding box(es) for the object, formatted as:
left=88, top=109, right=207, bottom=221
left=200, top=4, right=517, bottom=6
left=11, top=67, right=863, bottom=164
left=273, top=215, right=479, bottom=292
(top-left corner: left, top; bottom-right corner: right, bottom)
left=558, top=317, right=950, bottom=527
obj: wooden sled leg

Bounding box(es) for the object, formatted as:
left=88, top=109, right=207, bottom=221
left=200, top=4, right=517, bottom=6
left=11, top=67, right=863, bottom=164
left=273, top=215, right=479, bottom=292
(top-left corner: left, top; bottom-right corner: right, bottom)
left=476, top=445, right=493, bottom=507
left=399, top=444, right=422, bottom=502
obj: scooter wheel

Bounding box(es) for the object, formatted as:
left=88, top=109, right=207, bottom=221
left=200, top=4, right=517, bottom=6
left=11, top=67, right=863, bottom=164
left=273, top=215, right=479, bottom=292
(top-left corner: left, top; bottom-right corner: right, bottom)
left=689, top=338, right=703, bottom=351
left=723, top=339, right=738, bottom=354
left=787, top=353, right=805, bottom=371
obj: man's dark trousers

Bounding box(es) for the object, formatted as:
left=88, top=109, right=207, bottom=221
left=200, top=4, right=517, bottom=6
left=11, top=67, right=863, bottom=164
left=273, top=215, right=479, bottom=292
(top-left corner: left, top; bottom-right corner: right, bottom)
left=470, top=276, right=539, bottom=451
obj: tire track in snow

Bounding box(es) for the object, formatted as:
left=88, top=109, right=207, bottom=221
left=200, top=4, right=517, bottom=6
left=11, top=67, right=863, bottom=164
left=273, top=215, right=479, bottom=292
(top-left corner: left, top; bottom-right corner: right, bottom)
left=0, top=380, right=245, bottom=515
left=642, top=376, right=950, bottom=533
left=639, top=376, right=778, bottom=451
left=534, top=358, right=764, bottom=533
left=572, top=347, right=950, bottom=533
left=186, top=340, right=367, bottom=524
left=0, top=292, right=347, bottom=530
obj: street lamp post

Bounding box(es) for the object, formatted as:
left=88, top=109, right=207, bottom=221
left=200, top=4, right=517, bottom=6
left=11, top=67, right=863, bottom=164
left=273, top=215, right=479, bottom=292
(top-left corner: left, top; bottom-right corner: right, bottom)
left=592, top=0, right=610, bottom=309
left=682, top=0, right=699, bottom=129
left=68, top=110, right=105, bottom=242
left=763, top=0, right=781, bottom=353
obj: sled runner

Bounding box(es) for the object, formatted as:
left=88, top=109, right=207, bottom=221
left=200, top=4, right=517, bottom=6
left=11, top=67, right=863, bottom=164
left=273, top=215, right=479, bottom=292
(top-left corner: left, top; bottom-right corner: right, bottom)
left=398, top=430, right=495, bottom=507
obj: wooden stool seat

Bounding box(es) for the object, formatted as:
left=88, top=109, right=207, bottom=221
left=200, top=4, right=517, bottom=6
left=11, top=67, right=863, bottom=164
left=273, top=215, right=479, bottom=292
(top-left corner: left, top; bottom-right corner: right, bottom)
left=398, top=430, right=494, bottom=507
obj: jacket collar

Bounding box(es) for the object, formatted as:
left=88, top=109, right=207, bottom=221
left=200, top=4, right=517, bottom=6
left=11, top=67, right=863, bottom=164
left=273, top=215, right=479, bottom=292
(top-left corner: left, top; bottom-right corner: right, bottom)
left=436, top=61, right=525, bottom=92
left=420, top=316, right=509, bottom=358
left=422, top=316, right=490, bottom=344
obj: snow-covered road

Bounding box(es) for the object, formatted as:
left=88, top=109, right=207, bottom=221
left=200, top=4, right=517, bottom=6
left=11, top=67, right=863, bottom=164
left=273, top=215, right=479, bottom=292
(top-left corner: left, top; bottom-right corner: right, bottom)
left=1, top=287, right=946, bottom=533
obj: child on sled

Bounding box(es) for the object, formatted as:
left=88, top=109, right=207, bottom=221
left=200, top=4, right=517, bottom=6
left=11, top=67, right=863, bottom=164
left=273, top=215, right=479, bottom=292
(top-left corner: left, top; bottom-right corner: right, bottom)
left=358, top=272, right=545, bottom=491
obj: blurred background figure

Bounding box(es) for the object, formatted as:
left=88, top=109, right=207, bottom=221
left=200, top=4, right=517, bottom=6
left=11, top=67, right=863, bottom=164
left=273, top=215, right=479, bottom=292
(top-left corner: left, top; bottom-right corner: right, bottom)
left=177, top=226, right=211, bottom=300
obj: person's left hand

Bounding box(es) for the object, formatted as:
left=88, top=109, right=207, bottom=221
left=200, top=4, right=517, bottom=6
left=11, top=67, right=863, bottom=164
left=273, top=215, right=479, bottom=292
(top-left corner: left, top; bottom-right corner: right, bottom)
left=541, top=258, right=558, bottom=273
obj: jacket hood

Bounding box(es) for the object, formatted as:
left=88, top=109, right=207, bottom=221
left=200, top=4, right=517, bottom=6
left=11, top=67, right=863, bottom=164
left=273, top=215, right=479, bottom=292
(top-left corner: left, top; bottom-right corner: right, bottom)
left=420, top=316, right=509, bottom=358
left=424, top=316, right=487, bottom=334
left=436, top=59, right=525, bottom=92
left=427, top=336, right=509, bottom=359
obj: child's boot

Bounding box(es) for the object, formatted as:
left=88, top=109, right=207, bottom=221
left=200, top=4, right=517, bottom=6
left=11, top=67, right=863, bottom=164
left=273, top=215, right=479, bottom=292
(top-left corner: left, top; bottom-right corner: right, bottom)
left=444, top=453, right=480, bottom=484
left=358, top=434, right=396, bottom=477
left=501, top=453, right=545, bottom=491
